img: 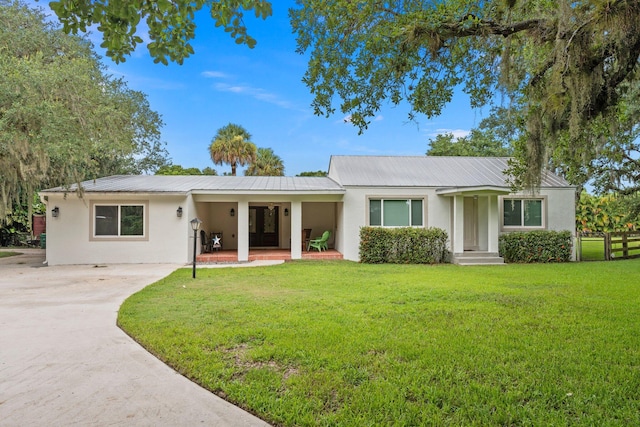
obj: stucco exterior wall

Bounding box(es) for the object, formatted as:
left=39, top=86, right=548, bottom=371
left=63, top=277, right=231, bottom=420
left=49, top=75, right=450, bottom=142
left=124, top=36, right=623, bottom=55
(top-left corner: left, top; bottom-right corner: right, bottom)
left=44, top=193, right=190, bottom=265
left=338, top=187, right=447, bottom=261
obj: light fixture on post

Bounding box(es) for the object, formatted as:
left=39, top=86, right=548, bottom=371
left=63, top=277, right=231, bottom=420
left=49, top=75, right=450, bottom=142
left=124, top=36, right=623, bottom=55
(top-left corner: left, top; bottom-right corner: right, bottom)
left=176, top=207, right=183, bottom=218
left=190, top=217, right=202, bottom=279
left=52, top=207, right=60, bottom=218
left=284, top=208, right=289, bottom=216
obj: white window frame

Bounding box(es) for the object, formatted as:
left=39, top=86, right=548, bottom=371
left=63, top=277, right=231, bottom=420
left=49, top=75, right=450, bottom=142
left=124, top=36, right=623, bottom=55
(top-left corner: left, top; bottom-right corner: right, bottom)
left=90, top=201, right=149, bottom=241
left=499, top=196, right=547, bottom=231
left=367, top=197, right=425, bottom=227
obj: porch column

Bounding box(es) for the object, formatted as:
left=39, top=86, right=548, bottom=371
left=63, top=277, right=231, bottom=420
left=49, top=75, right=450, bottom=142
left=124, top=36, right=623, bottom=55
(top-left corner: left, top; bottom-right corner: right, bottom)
left=237, top=201, right=249, bottom=262
left=290, top=201, right=302, bottom=259
left=487, top=195, right=499, bottom=253
left=453, top=195, right=464, bottom=254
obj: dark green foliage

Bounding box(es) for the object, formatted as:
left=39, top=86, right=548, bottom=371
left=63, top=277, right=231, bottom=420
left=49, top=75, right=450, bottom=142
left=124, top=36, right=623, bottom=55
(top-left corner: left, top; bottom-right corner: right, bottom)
left=499, top=231, right=573, bottom=263
left=359, top=227, right=448, bottom=264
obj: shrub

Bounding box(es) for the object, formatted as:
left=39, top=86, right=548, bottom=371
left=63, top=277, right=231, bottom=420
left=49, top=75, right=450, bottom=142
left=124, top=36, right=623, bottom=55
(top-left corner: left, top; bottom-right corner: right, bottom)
left=359, top=227, right=449, bottom=264
left=499, top=230, right=573, bottom=263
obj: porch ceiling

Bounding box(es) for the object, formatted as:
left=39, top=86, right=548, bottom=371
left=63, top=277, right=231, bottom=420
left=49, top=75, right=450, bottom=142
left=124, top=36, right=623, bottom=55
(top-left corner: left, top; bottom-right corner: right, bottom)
left=435, top=186, right=512, bottom=196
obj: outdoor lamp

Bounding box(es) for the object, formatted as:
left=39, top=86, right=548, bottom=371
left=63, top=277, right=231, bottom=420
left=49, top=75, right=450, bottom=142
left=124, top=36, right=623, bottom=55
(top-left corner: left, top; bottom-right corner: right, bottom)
left=190, top=217, right=202, bottom=279
left=284, top=208, right=289, bottom=216
left=52, top=207, right=59, bottom=218
left=177, top=207, right=183, bottom=218
left=230, top=208, right=235, bottom=217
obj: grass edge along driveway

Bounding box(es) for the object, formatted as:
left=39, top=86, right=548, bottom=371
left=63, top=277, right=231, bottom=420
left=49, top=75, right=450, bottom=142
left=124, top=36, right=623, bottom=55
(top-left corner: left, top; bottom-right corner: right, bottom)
left=118, top=260, right=640, bottom=427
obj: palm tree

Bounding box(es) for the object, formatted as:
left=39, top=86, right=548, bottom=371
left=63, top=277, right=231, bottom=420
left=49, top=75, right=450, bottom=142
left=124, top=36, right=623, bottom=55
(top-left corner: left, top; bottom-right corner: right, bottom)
left=245, top=147, right=285, bottom=176
left=209, top=123, right=257, bottom=176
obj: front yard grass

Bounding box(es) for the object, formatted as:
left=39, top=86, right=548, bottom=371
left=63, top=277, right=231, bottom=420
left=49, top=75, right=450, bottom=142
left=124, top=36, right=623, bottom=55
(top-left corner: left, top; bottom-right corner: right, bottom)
left=0, top=250, right=21, bottom=258
left=118, top=260, right=640, bottom=426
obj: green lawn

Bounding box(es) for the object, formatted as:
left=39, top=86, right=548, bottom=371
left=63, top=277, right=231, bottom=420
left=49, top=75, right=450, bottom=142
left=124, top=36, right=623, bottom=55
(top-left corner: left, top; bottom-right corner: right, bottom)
left=579, top=237, right=605, bottom=261
left=118, top=261, right=640, bottom=426
left=0, top=250, right=21, bottom=258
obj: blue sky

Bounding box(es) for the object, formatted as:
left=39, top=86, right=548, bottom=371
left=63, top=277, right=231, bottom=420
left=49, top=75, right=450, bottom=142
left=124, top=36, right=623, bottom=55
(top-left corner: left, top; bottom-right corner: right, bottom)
left=39, top=1, right=489, bottom=176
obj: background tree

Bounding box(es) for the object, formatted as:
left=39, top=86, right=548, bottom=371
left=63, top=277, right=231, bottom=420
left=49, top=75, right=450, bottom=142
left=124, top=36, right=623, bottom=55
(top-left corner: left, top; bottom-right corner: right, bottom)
left=297, top=170, right=327, bottom=177
left=427, top=106, right=520, bottom=156
left=0, top=1, right=167, bottom=231
left=291, top=1, right=640, bottom=187
left=245, top=147, right=285, bottom=176
left=209, top=123, right=257, bottom=176
left=50, top=0, right=272, bottom=64
left=156, top=165, right=218, bottom=175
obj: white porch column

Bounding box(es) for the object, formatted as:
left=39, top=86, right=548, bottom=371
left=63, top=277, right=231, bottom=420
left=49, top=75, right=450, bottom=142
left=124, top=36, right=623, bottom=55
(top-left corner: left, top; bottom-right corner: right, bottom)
left=237, top=201, right=249, bottom=262
left=487, top=195, right=499, bottom=253
left=453, top=195, right=465, bottom=255
left=290, top=201, right=302, bottom=259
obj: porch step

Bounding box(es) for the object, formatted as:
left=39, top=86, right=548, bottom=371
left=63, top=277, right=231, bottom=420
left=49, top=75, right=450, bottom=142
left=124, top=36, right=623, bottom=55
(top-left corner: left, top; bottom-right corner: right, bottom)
left=453, top=252, right=505, bottom=266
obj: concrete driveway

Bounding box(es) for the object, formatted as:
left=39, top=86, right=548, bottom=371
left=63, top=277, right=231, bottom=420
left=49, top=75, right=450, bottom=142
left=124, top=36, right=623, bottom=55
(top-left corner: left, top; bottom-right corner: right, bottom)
left=0, top=249, right=270, bottom=427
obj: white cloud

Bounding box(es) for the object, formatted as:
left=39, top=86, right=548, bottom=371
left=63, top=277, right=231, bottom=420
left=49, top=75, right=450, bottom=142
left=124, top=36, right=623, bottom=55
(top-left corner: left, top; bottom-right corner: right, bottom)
left=213, top=83, right=295, bottom=110
left=428, top=128, right=471, bottom=139
left=201, top=71, right=229, bottom=79
left=374, top=115, right=384, bottom=122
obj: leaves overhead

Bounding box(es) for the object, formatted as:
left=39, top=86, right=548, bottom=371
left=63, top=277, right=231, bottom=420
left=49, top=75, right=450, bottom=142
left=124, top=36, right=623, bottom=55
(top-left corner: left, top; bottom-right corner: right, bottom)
left=0, top=1, right=167, bottom=222
left=49, top=0, right=273, bottom=64
left=290, top=0, right=640, bottom=187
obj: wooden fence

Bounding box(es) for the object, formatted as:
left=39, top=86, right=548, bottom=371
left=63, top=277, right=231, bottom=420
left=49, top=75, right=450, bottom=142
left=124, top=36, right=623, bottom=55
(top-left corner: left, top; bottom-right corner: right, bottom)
left=605, top=232, right=640, bottom=261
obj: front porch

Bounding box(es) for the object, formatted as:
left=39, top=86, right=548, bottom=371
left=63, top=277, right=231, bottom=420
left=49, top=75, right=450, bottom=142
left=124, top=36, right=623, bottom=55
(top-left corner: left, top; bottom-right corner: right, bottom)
left=196, top=249, right=343, bottom=264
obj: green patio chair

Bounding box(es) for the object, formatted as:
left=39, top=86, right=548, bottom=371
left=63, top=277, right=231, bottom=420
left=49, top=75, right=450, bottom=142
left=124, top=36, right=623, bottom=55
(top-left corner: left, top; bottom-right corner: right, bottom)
left=308, top=230, right=330, bottom=252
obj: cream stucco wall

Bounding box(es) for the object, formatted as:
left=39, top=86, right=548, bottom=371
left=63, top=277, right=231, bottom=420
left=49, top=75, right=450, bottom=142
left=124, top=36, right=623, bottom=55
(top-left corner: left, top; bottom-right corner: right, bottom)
left=337, top=186, right=576, bottom=262
left=44, top=193, right=190, bottom=265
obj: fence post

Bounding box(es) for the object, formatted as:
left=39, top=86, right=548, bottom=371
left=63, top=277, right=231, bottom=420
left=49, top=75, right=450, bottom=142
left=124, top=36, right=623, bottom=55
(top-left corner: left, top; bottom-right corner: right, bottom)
left=604, top=233, right=611, bottom=261
left=622, top=232, right=628, bottom=259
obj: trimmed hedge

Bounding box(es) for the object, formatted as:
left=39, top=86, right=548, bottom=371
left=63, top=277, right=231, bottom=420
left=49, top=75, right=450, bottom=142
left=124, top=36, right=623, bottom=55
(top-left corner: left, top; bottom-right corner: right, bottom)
left=359, top=227, right=449, bottom=264
left=499, top=230, right=573, bottom=263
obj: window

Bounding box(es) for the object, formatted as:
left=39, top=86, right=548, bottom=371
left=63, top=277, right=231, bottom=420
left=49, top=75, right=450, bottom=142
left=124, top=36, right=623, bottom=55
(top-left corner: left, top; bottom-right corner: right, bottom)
left=94, top=203, right=146, bottom=238
left=502, top=198, right=544, bottom=228
left=369, top=199, right=423, bottom=227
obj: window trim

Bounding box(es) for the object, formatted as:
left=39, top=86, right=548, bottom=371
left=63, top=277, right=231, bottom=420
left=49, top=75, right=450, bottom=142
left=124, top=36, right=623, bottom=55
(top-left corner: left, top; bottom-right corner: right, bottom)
left=89, top=200, right=149, bottom=241
left=366, top=196, right=426, bottom=227
left=499, top=195, right=547, bottom=231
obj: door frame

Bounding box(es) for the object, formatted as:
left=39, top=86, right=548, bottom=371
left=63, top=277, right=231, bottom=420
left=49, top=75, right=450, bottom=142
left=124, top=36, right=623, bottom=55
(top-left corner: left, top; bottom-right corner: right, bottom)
left=463, top=197, right=479, bottom=251
left=249, top=206, right=279, bottom=247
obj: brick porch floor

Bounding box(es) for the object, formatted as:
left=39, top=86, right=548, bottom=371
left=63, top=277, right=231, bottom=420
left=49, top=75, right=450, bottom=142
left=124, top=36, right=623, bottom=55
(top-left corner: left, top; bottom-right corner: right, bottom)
left=196, top=249, right=343, bottom=263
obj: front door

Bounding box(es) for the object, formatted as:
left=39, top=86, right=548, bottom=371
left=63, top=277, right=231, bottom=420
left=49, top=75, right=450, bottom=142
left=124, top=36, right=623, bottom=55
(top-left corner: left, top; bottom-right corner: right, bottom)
left=463, top=197, right=478, bottom=251
left=249, top=206, right=279, bottom=247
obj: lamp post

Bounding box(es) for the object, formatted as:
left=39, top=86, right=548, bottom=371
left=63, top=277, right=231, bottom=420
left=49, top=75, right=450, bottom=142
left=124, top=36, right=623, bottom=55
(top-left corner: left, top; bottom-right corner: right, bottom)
left=190, top=217, right=202, bottom=279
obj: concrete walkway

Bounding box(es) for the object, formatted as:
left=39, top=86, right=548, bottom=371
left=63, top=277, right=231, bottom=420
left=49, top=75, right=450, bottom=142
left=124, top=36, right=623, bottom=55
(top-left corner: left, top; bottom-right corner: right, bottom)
left=0, top=249, right=271, bottom=427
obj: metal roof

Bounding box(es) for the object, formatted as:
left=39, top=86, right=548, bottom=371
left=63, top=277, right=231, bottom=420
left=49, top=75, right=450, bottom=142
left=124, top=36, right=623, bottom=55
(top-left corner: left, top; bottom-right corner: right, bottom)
left=41, top=156, right=571, bottom=194
left=41, top=175, right=345, bottom=194
left=328, top=156, right=571, bottom=188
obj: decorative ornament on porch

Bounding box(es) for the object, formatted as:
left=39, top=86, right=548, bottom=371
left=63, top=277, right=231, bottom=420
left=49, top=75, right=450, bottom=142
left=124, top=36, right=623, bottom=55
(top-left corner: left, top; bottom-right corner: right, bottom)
left=212, top=234, right=221, bottom=250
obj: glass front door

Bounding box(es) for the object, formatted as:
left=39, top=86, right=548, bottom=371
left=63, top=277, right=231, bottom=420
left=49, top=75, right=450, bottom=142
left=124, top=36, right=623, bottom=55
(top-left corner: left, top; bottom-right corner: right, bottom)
left=249, top=206, right=279, bottom=247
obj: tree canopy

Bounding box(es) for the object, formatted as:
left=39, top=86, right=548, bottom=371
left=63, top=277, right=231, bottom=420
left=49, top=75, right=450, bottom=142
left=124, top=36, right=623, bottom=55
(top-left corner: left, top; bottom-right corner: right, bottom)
left=427, top=107, right=518, bottom=157
left=209, top=123, right=257, bottom=176
left=50, top=0, right=272, bottom=64
left=245, top=147, right=285, bottom=176
left=156, top=165, right=217, bottom=176
left=0, top=1, right=167, bottom=225
left=46, top=0, right=640, bottom=189
left=291, top=0, right=640, bottom=187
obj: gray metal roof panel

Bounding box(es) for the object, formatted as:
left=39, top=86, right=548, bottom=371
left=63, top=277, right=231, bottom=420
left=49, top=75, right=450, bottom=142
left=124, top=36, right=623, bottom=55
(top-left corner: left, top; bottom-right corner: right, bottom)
left=328, top=156, right=570, bottom=188
left=41, top=175, right=345, bottom=193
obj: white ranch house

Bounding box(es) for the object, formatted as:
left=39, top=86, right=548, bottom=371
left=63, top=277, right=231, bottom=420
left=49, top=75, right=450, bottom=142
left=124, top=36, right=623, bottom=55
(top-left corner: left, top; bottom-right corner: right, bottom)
left=40, top=156, right=576, bottom=265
